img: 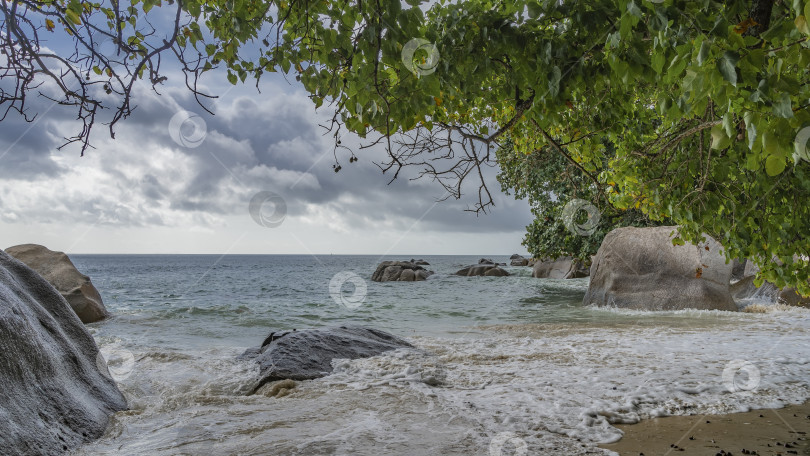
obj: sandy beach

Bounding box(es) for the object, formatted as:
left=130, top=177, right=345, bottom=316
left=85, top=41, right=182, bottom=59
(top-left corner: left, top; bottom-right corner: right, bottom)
left=601, top=401, right=810, bottom=455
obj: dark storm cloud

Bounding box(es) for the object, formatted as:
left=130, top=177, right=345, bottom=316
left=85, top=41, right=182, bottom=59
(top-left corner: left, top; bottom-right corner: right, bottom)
left=0, top=69, right=533, bottom=234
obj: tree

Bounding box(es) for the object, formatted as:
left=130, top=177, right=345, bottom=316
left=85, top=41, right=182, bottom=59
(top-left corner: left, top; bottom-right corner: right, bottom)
left=0, top=0, right=212, bottom=154
left=496, top=138, right=667, bottom=262
left=3, top=0, right=810, bottom=294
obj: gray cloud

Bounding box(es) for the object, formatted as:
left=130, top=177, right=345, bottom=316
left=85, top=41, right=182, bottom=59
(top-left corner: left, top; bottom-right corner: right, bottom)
left=0, top=71, right=532, bottom=238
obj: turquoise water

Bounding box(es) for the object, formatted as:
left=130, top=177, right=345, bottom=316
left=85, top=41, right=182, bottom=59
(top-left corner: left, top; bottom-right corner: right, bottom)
left=75, top=254, right=592, bottom=344
left=71, top=255, right=810, bottom=455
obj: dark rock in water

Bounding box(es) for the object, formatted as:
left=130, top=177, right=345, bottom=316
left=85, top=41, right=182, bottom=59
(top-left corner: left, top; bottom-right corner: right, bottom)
left=510, top=255, right=529, bottom=266
left=371, top=261, right=433, bottom=282
left=509, top=254, right=522, bottom=260
left=456, top=264, right=510, bottom=277
left=409, top=258, right=430, bottom=265
left=241, top=326, right=413, bottom=389
left=0, top=251, right=127, bottom=455
left=584, top=226, right=737, bottom=311
left=5, top=244, right=109, bottom=323
left=478, top=258, right=506, bottom=266
left=532, top=257, right=588, bottom=279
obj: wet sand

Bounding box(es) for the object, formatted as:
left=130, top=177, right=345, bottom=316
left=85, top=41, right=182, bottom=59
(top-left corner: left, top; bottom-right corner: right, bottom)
left=600, top=402, right=810, bottom=455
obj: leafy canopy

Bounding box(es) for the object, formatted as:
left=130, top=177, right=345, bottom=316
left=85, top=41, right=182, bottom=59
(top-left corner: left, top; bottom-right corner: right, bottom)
left=5, top=0, right=810, bottom=293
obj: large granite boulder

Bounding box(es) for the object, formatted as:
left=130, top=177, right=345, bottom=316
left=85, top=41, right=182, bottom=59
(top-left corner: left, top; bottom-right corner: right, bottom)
left=456, top=264, right=510, bottom=277
left=371, top=261, right=433, bottom=282
left=241, top=326, right=414, bottom=390
left=532, top=257, right=588, bottom=279
left=5, top=244, right=108, bottom=323
left=0, top=251, right=127, bottom=455
left=731, top=260, right=810, bottom=307
left=583, top=226, right=737, bottom=311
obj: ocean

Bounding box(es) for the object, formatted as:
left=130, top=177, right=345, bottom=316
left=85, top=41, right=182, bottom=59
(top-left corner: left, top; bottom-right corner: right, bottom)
left=69, top=254, right=810, bottom=455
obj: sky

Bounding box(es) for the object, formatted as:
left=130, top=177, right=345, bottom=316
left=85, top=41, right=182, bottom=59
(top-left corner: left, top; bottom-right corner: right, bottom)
left=0, top=11, right=533, bottom=255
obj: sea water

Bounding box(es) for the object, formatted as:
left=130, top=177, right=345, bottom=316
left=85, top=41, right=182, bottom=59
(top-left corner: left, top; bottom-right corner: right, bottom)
left=69, top=255, right=810, bottom=455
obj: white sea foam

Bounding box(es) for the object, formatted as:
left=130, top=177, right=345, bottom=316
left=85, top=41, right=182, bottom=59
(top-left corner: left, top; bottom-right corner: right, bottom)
left=324, top=308, right=810, bottom=451
left=78, top=305, right=810, bottom=454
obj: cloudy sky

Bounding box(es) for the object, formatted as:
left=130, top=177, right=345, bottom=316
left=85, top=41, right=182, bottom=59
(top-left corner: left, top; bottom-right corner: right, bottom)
left=0, top=20, right=532, bottom=255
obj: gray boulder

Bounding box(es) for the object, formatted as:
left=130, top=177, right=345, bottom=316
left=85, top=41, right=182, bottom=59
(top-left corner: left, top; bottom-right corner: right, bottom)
left=241, top=326, right=414, bottom=390
left=532, top=257, right=588, bottom=279
left=0, top=251, right=127, bottom=455
left=5, top=244, right=108, bottom=323
left=409, top=258, right=430, bottom=265
left=456, top=264, right=510, bottom=277
left=583, top=226, right=737, bottom=311
left=731, top=260, right=810, bottom=307
left=510, top=255, right=529, bottom=266
left=371, top=261, right=433, bottom=282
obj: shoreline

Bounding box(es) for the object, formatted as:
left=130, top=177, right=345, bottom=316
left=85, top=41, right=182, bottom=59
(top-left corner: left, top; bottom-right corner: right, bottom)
left=599, top=401, right=810, bottom=455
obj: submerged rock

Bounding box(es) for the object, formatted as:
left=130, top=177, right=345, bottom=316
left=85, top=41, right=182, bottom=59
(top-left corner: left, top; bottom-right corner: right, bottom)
left=5, top=244, right=109, bottom=323
left=456, top=264, right=510, bottom=277
left=371, top=261, right=433, bottom=282
left=0, top=251, right=127, bottom=455
left=584, top=226, right=737, bottom=311
left=241, top=326, right=414, bottom=389
left=532, top=257, right=588, bottom=279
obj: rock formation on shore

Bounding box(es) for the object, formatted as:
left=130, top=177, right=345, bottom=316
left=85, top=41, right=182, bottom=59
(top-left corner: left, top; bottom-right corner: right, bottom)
left=240, top=326, right=414, bottom=390
left=5, top=244, right=109, bottom=323
left=0, top=251, right=127, bottom=455
left=456, top=264, right=510, bottom=277
left=532, top=257, right=588, bottom=279
left=372, top=261, right=434, bottom=282
left=583, top=226, right=737, bottom=311
left=731, top=259, right=810, bottom=307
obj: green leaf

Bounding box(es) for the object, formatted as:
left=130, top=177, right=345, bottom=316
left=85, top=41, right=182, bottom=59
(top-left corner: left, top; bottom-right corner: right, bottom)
left=796, top=15, right=810, bottom=36
left=773, top=92, right=794, bottom=118
left=66, top=9, right=82, bottom=25
left=227, top=72, right=237, bottom=85
left=651, top=52, right=665, bottom=74
left=711, top=124, right=730, bottom=150
left=548, top=66, right=561, bottom=98
left=762, top=131, right=778, bottom=156
left=697, top=40, right=710, bottom=66
left=717, top=51, right=739, bottom=86
left=765, top=154, right=786, bottom=176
